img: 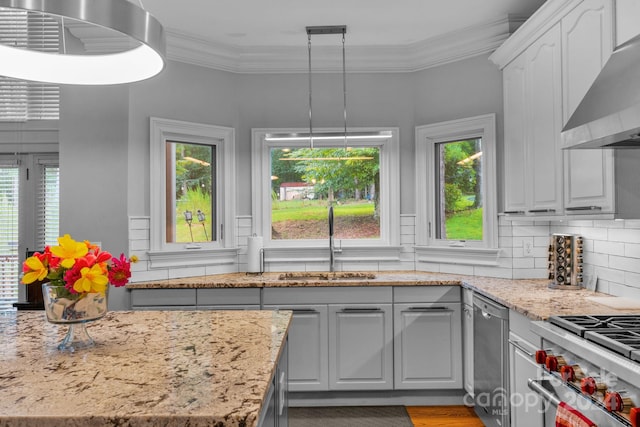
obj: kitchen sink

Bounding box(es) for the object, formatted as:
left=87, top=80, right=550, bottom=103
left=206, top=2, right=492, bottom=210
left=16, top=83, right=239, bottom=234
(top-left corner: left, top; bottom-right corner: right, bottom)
left=277, top=272, right=376, bottom=281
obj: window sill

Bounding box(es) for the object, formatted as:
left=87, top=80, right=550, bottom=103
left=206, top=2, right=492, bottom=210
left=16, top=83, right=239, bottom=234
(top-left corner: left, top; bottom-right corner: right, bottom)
left=148, top=248, right=239, bottom=269
left=415, top=246, right=500, bottom=267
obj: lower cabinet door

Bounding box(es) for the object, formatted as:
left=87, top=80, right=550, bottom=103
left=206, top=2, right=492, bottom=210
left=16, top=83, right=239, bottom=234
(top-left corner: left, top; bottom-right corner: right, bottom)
left=509, top=331, right=544, bottom=427
left=393, top=303, right=462, bottom=389
left=264, top=304, right=329, bottom=392
left=328, top=304, right=393, bottom=390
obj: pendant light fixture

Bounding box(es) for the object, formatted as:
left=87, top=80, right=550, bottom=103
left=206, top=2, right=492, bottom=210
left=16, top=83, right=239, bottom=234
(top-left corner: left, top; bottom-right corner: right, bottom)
left=306, top=25, right=347, bottom=149
left=0, top=0, right=165, bottom=85
left=264, top=25, right=389, bottom=146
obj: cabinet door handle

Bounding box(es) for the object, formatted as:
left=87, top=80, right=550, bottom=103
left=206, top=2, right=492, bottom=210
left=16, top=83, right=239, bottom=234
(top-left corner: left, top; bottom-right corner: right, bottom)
left=508, top=339, right=534, bottom=357
left=528, top=209, right=556, bottom=213
left=292, top=308, right=318, bottom=314
left=565, top=206, right=602, bottom=211
left=407, top=306, right=450, bottom=312
left=503, top=210, right=525, bottom=214
left=341, top=307, right=382, bottom=313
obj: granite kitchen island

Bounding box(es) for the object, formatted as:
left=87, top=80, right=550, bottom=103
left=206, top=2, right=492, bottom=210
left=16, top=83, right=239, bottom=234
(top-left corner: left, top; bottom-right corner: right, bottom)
left=0, top=310, right=291, bottom=427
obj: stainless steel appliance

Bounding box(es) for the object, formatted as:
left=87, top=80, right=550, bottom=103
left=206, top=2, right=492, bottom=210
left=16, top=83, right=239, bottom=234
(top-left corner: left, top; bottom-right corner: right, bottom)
left=473, top=293, right=510, bottom=427
left=561, top=34, right=640, bottom=149
left=547, top=234, right=583, bottom=290
left=530, top=315, right=640, bottom=426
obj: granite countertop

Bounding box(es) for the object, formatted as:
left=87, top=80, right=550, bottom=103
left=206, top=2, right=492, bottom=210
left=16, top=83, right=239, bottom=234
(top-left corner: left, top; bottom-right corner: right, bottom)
left=0, top=310, right=291, bottom=427
left=126, top=271, right=640, bottom=320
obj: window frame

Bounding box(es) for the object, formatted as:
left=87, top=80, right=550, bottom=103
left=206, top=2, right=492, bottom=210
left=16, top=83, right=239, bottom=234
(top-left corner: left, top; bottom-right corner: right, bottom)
left=415, top=114, right=498, bottom=264
left=251, top=127, right=400, bottom=250
left=149, top=117, right=236, bottom=267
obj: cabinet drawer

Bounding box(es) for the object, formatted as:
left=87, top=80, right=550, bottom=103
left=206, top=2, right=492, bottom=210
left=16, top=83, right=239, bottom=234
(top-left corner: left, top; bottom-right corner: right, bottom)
left=393, top=286, right=460, bottom=303
left=130, top=288, right=196, bottom=307
left=263, top=286, right=392, bottom=305
left=197, top=287, right=261, bottom=306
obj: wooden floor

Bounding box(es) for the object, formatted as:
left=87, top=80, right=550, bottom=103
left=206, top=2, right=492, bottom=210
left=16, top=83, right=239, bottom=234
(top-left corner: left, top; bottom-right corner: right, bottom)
left=406, top=406, right=485, bottom=427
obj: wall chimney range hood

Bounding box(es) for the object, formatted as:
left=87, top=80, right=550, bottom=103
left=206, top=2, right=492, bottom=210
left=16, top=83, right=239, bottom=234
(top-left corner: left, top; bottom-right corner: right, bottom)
left=562, top=34, right=640, bottom=149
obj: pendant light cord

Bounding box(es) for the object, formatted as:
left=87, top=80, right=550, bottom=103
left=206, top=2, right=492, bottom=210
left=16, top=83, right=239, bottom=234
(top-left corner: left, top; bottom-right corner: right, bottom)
left=308, top=32, right=314, bottom=149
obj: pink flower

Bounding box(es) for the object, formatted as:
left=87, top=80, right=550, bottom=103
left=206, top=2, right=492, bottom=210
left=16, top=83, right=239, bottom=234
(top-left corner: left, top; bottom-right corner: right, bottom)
left=108, top=253, right=131, bottom=287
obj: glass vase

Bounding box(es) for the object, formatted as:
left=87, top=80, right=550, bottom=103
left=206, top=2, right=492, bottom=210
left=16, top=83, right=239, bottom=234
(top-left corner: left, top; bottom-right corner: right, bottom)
left=41, top=283, right=108, bottom=352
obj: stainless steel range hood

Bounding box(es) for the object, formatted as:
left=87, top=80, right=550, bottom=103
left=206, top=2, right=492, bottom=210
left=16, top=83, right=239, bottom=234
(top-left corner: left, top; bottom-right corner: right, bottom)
left=562, top=34, right=640, bottom=148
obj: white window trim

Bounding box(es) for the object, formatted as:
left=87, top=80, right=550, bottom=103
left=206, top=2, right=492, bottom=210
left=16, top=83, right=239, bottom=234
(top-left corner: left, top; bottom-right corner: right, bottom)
left=415, top=114, right=499, bottom=265
left=149, top=117, right=236, bottom=268
left=251, top=127, right=401, bottom=252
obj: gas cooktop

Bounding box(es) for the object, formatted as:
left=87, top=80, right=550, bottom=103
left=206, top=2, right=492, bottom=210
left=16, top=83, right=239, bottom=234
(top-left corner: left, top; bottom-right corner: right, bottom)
left=549, top=315, right=640, bottom=361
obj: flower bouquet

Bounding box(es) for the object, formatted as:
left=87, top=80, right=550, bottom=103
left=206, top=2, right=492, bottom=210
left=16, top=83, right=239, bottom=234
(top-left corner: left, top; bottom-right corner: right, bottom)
left=22, top=234, right=136, bottom=351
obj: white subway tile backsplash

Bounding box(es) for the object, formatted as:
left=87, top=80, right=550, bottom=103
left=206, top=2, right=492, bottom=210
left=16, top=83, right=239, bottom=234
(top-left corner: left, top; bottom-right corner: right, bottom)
left=594, top=266, right=626, bottom=284
left=593, top=240, right=625, bottom=256
left=608, top=228, right=640, bottom=243
left=625, top=243, right=640, bottom=258
left=125, top=215, right=640, bottom=298
left=610, top=255, right=640, bottom=274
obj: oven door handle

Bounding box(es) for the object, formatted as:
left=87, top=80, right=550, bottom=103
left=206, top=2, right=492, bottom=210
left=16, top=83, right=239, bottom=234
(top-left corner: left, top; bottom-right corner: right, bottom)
left=528, top=378, right=560, bottom=407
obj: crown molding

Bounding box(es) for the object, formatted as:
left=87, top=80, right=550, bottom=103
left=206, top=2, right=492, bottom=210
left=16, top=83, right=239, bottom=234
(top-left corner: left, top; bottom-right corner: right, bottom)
left=489, top=0, right=579, bottom=68
left=165, top=15, right=528, bottom=74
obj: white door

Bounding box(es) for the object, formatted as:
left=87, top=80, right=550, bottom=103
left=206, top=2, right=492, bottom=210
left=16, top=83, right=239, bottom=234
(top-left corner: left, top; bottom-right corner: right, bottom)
left=0, top=154, right=58, bottom=310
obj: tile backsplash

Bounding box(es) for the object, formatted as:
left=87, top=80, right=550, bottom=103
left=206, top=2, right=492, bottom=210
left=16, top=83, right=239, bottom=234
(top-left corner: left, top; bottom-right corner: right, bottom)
left=128, top=215, right=640, bottom=299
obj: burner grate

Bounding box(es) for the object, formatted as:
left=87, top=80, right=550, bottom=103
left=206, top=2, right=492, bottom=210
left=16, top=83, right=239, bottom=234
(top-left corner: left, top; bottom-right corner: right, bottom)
left=583, top=329, right=640, bottom=359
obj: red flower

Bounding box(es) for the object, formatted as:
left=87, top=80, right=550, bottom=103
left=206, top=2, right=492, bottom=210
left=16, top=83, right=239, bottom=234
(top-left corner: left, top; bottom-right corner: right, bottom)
left=108, top=253, right=131, bottom=287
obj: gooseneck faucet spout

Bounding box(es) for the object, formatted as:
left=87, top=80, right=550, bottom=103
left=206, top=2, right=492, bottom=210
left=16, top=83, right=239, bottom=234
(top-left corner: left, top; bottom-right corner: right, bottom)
left=329, top=206, right=343, bottom=272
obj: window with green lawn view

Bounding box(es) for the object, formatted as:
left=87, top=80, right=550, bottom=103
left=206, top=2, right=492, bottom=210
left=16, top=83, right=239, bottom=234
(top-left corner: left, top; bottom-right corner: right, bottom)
left=415, top=114, right=497, bottom=250
left=434, top=138, right=483, bottom=241
left=270, top=147, right=380, bottom=240
left=166, top=141, right=216, bottom=243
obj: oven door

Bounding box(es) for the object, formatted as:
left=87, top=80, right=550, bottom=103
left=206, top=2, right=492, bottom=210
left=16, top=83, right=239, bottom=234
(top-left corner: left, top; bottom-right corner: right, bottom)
left=528, top=378, right=630, bottom=427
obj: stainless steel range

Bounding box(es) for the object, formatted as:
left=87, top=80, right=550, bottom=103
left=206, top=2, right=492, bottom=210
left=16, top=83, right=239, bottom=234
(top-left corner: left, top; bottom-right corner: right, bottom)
left=531, top=315, right=640, bottom=426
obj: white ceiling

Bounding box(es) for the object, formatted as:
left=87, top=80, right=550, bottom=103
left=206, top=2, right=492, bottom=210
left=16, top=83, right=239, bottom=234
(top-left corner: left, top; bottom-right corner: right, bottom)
left=139, top=0, right=547, bottom=73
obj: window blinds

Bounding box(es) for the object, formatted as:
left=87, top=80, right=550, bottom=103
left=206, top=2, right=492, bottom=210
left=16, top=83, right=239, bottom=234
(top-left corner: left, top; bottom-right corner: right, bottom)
left=0, top=8, right=60, bottom=121
left=0, top=164, right=19, bottom=311
left=37, top=162, right=59, bottom=248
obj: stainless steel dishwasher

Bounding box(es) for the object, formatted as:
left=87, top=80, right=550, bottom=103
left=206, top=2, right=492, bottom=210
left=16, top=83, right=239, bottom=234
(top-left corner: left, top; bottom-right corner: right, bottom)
left=473, top=293, right=510, bottom=427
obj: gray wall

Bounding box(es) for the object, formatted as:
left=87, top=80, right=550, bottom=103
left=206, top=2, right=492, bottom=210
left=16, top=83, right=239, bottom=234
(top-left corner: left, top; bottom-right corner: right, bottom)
left=57, top=54, right=504, bottom=308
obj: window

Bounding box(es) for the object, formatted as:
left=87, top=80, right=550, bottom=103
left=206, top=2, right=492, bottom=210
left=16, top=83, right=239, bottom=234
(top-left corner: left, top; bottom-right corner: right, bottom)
left=252, top=128, right=400, bottom=249
left=0, top=8, right=60, bottom=121
left=0, top=154, right=59, bottom=310
left=415, top=114, right=498, bottom=264
left=149, top=118, right=236, bottom=267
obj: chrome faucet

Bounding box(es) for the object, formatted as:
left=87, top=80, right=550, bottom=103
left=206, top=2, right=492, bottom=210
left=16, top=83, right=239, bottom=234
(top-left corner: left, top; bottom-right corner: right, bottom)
left=328, top=206, right=342, bottom=272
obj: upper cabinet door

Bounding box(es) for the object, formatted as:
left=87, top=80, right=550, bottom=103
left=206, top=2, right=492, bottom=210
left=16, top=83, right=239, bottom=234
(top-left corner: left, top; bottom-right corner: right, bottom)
left=502, top=54, right=528, bottom=214
left=525, top=24, right=563, bottom=214
left=561, top=0, right=615, bottom=213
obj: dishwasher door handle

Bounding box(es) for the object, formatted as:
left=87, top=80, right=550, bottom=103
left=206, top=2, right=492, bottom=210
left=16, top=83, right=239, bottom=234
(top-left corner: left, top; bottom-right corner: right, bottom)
left=481, top=310, right=492, bottom=320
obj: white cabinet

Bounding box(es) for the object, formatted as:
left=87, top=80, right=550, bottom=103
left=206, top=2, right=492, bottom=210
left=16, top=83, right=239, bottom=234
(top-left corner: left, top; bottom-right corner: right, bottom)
left=561, top=0, right=616, bottom=214
left=509, top=311, right=543, bottom=427
left=263, top=286, right=393, bottom=392
left=616, top=0, right=640, bottom=46
left=329, top=303, right=393, bottom=390
left=130, top=288, right=197, bottom=310
left=263, top=304, right=329, bottom=391
left=393, top=286, right=462, bottom=390
left=503, top=24, right=563, bottom=216
left=462, top=288, right=474, bottom=396
left=258, top=338, right=289, bottom=427
left=130, top=287, right=260, bottom=310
